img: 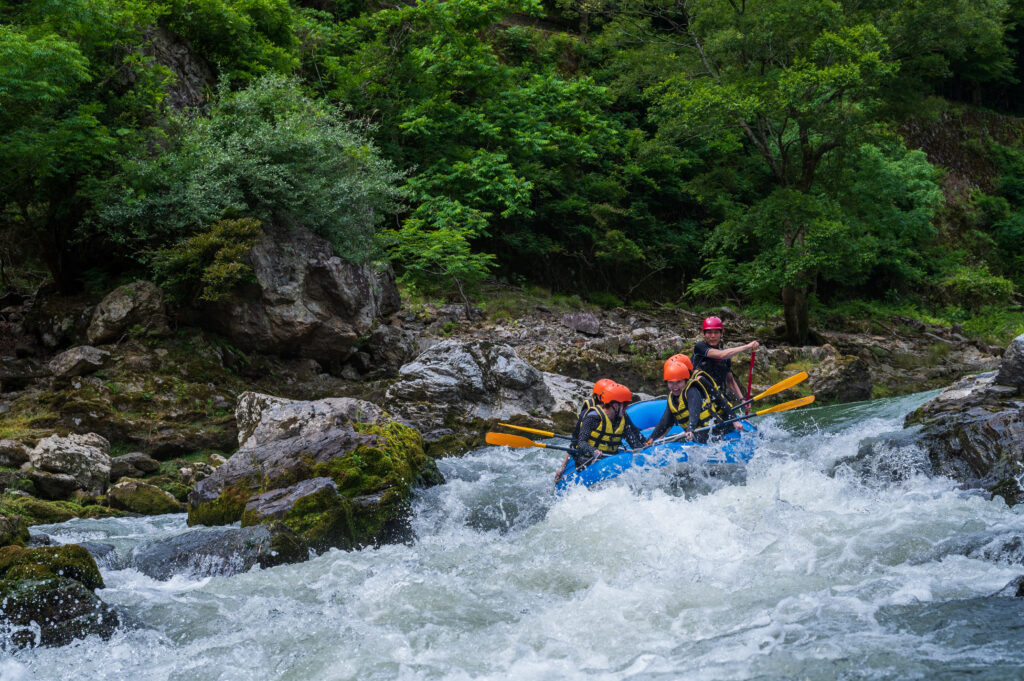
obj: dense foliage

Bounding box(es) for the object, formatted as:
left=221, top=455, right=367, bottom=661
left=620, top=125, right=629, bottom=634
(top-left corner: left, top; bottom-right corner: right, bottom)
left=2, top=0, right=1023, bottom=340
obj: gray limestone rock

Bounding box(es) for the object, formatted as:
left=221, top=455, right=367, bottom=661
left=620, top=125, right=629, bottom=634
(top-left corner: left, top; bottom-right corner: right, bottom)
left=87, top=281, right=169, bottom=344
left=996, top=333, right=1024, bottom=392
left=29, top=433, right=111, bottom=494
left=47, top=346, right=111, bottom=378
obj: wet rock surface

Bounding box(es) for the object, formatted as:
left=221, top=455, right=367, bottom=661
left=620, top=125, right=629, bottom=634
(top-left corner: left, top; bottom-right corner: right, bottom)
left=0, top=545, right=119, bottom=648
left=903, top=372, right=1024, bottom=484
left=892, top=337, right=1024, bottom=499
left=129, top=524, right=306, bottom=580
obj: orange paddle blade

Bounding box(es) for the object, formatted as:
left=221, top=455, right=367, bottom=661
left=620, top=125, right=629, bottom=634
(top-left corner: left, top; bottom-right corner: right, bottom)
left=752, top=371, right=809, bottom=401
left=485, top=432, right=548, bottom=449
left=754, top=395, right=815, bottom=416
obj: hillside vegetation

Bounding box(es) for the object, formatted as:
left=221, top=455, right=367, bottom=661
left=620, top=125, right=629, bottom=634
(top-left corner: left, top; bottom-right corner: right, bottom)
left=3, top=0, right=1023, bottom=344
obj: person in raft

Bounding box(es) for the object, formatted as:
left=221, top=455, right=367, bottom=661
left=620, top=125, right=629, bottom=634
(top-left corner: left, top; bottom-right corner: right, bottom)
left=687, top=315, right=760, bottom=441
left=555, top=378, right=618, bottom=481
left=569, top=382, right=645, bottom=469
left=693, top=316, right=759, bottom=403
left=644, top=358, right=695, bottom=445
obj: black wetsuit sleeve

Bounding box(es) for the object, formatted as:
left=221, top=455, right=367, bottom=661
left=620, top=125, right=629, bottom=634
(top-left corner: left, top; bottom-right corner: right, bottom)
left=692, top=341, right=710, bottom=369
left=572, top=412, right=602, bottom=461
left=686, top=386, right=709, bottom=444
left=623, top=414, right=645, bottom=449
left=648, top=405, right=675, bottom=441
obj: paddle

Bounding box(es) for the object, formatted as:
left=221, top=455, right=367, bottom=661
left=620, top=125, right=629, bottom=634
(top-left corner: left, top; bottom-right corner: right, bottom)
left=648, top=394, right=816, bottom=447
left=491, top=395, right=814, bottom=453
left=745, top=348, right=756, bottom=415
left=727, top=371, right=808, bottom=415
left=485, top=431, right=579, bottom=453
left=497, top=423, right=572, bottom=441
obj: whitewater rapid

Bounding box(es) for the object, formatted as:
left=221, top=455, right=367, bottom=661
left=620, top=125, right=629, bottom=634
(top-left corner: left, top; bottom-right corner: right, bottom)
left=6, top=391, right=1024, bottom=680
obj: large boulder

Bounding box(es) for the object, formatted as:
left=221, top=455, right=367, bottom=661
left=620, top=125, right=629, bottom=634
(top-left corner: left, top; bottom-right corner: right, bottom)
left=27, top=471, right=80, bottom=500
left=235, top=391, right=386, bottom=449
left=129, top=524, right=306, bottom=580
left=108, top=479, right=183, bottom=515
left=47, top=345, right=110, bottom=378
left=903, top=372, right=1024, bottom=481
left=901, top=335, right=1024, bottom=499
left=87, top=281, right=169, bottom=344
left=366, top=324, right=418, bottom=376
left=109, top=452, right=161, bottom=483
left=0, top=545, right=119, bottom=647
left=385, top=340, right=555, bottom=445
left=997, top=333, right=1024, bottom=391
left=381, top=339, right=602, bottom=453
left=191, top=227, right=401, bottom=370
left=807, top=346, right=872, bottom=403
left=188, top=393, right=442, bottom=556
left=0, top=439, right=31, bottom=467
left=28, top=433, right=111, bottom=494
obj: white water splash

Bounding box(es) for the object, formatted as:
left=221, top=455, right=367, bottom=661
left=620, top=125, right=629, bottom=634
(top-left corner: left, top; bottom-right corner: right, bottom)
left=13, top=391, right=1024, bottom=680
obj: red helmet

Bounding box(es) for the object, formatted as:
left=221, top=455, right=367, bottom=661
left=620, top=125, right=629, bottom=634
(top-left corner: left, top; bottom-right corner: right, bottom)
left=592, top=378, right=616, bottom=397
left=663, top=360, right=691, bottom=381
left=599, top=383, right=633, bottom=405
left=702, top=316, right=724, bottom=331
left=668, top=353, right=694, bottom=371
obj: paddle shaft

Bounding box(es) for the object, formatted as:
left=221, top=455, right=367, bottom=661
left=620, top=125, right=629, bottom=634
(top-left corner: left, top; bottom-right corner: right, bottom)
left=497, top=422, right=572, bottom=440
left=728, top=370, right=808, bottom=414
left=646, top=395, right=815, bottom=447
left=745, top=349, right=756, bottom=414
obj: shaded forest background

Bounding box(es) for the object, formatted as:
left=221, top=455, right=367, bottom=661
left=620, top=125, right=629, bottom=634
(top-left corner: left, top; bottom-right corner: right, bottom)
left=3, top=0, right=1024, bottom=344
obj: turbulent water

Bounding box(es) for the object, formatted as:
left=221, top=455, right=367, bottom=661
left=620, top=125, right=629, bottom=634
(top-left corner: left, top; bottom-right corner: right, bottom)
left=6, top=392, right=1024, bottom=681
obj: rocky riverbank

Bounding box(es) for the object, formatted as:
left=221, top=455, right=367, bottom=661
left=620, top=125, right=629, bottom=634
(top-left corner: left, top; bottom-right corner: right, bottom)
left=0, top=228, right=1017, bottom=646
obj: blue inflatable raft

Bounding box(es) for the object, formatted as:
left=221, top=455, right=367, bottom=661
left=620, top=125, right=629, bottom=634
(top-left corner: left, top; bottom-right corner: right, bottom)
left=554, top=397, right=756, bottom=491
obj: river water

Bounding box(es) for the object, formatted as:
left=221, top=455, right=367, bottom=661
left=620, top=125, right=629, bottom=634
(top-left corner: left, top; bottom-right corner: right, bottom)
left=5, top=391, right=1024, bottom=680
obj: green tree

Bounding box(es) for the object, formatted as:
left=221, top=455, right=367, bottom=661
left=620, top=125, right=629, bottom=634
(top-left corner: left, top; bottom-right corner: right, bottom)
left=0, top=1, right=169, bottom=292
left=303, top=0, right=698, bottom=296
left=592, top=0, right=1003, bottom=341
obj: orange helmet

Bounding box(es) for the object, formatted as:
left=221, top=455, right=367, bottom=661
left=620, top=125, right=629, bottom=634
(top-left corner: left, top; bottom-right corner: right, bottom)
left=668, top=353, right=694, bottom=371
left=663, top=360, right=690, bottom=381
left=600, top=383, right=633, bottom=405
left=592, top=378, right=616, bottom=397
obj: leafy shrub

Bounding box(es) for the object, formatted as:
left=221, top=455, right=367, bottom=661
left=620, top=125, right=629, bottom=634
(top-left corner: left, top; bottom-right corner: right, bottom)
left=588, top=291, right=623, bottom=308
left=935, top=265, right=1015, bottom=310
left=98, top=74, right=404, bottom=264
left=150, top=218, right=262, bottom=302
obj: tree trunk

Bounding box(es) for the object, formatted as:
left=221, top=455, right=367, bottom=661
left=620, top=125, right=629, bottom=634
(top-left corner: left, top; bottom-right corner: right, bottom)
left=781, top=284, right=809, bottom=345
left=42, top=182, right=85, bottom=295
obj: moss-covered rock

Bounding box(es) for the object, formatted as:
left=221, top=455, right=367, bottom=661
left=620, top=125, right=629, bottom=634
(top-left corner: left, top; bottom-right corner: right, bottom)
left=189, top=396, right=442, bottom=556
left=108, top=479, right=184, bottom=515
left=0, top=513, right=29, bottom=546
left=0, top=492, right=128, bottom=526
left=0, top=545, right=103, bottom=589
left=1, top=334, right=241, bottom=456
left=0, top=545, right=117, bottom=647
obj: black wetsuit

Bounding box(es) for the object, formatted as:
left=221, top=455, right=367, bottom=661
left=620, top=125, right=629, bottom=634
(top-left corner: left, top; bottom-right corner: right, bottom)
left=570, top=410, right=645, bottom=468
left=692, top=340, right=740, bottom=400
